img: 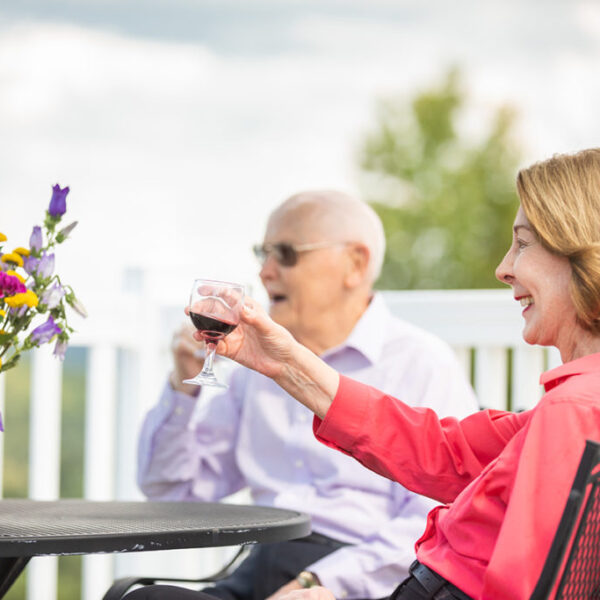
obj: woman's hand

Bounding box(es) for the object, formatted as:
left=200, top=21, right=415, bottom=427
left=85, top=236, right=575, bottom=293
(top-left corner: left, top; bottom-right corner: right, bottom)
left=192, top=297, right=297, bottom=380
left=192, top=297, right=339, bottom=419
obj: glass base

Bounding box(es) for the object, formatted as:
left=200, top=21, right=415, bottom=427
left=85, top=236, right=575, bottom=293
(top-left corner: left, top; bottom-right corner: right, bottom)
left=182, top=373, right=228, bottom=388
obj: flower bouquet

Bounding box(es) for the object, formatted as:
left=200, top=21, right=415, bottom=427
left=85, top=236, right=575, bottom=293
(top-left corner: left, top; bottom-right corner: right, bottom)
left=0, top=184, right=86, bottom=429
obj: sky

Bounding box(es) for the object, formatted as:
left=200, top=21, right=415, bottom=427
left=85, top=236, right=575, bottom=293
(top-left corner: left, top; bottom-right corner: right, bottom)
left=1, top=0, right=599, bottom=316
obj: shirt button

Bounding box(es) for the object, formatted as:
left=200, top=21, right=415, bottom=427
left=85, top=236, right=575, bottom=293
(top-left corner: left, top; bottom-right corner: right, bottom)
left=174, top=406, right=184, bottom=416
left=298, top=413, right=308, bottom=423
left=340, top=591, right=348, bottom=598
left=294, top=459, right=304, bottom=468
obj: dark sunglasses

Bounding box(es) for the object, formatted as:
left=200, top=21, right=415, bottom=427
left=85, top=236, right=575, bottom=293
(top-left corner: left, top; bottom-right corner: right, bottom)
left=252, top=241, right=347, bottom=267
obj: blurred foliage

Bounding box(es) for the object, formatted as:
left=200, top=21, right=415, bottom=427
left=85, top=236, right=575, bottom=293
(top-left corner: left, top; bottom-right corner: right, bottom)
left=2, top=348, right=86, bottom=599
left=359, top=68, right=522, bottom=290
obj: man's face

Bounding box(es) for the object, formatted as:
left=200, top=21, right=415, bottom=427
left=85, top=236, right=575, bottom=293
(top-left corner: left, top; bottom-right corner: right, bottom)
left=258, top=206, right=350, bottom=342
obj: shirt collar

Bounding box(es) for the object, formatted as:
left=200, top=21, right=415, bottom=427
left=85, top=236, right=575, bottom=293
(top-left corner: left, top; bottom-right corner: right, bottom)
left=321, top=293, right=389, bottom=365
left=540, top=352, right=600, bottom=392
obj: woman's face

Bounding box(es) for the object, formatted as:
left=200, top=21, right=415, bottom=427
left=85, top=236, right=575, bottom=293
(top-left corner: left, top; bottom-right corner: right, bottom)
left=495, top=206, right=582, bottom=360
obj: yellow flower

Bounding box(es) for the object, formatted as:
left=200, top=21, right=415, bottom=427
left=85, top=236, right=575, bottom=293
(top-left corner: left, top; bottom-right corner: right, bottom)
left=0, top=309, right=5, bottom=317
left=13, top=247, right=30, bottom=257
left=5, top=270, right=25, bottom=284
left=1, top=252, right=24, bottom=268
left=0, top=233, right=6, bottom=242
left=4, top=289, right=38, bottom=308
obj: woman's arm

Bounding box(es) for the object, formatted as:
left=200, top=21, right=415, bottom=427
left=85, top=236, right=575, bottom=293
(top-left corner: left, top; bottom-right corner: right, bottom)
left=210, top=298, right=339, bottom=419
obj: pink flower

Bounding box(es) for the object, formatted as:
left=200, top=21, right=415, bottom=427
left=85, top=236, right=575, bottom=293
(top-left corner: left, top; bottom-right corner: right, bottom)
left=0, top=272, right=26, bottom=298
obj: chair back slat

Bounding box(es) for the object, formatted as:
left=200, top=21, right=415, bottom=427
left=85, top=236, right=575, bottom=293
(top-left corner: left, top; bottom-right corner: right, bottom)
left=555, top=467, right=600, bottom=599
left=531, top=440, right=600, bottom=600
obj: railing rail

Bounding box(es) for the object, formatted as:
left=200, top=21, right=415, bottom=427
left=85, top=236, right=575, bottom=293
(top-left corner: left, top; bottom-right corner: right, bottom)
left=0, top=287, right=557, bottom=599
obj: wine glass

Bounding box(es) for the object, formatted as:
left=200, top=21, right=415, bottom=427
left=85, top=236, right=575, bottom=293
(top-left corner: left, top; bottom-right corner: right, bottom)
left=183, top=278, right=245, bottom=388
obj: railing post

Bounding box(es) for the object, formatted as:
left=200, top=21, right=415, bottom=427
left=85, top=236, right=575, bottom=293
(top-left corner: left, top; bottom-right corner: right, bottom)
left=27, top=345, right=63, bottom=600
left=82, top=343, right=118, bottom=600
left=512, top=347, right=545, bottom=412
left=474, top=347, right=508, bottom=410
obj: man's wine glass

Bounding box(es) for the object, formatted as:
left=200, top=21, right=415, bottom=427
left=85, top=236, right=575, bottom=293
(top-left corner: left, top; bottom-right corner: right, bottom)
left=183, top=279, right=245, bottom=388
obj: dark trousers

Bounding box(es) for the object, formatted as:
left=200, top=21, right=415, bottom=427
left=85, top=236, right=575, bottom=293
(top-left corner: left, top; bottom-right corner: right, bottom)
left=122, top=533, right=349, bottom=600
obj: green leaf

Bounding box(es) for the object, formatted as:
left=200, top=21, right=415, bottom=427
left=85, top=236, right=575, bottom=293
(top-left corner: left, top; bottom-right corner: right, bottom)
left=0, top=353, right=21, bottom=373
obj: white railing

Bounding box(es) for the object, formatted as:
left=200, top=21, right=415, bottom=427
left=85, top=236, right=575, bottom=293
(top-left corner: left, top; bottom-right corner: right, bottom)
left=0, top=286, right=559, bottom=600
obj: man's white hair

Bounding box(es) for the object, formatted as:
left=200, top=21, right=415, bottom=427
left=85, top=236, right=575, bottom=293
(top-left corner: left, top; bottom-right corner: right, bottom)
left=274, top=190, right=386, bottom=284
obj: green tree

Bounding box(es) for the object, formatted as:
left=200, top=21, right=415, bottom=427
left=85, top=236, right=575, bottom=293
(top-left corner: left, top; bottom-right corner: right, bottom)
left=359, top=68, right=522, bottom=290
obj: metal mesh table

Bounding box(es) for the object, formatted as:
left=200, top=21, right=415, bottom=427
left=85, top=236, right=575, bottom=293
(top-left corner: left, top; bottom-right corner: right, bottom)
left=0, top=499, right=311, bottom=597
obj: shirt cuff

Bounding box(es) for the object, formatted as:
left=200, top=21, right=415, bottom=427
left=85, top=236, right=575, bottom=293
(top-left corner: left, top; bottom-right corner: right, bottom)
left=160, top=381, right=199, bottom=424
left=313, top=375, right=371, bottom=455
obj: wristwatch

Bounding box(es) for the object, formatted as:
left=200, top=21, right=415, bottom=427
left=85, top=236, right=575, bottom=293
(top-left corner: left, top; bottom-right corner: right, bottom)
left=296, top=571, right=320, bottom=588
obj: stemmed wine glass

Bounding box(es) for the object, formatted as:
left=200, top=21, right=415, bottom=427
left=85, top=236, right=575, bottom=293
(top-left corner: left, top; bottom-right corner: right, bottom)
left=183, top=278, right=245, bottom=388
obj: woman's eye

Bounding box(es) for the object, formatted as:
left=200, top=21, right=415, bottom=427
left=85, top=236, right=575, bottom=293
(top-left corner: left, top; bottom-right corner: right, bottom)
left=516, top=238, right=529, bottom=250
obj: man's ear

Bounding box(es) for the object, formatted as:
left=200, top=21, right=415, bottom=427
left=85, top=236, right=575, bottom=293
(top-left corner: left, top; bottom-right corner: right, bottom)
left=344, top=243, right=370, bottom=288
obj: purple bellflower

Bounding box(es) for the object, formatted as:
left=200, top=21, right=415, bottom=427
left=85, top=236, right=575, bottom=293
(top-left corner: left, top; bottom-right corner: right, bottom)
left=24, top=252, right=54, bottom=278
left=30, top=315, right=62, bottom=346
left=23, top=256, right=39, bottom=276
left=53, top=339, right=68, bottom=361
left=41, top=282, right=65, bottom=309
left=48, top=184, right=69, bottom=217
left=29, top=226, right=43, bottom=252
left=37, top=253, right=55, bottom=279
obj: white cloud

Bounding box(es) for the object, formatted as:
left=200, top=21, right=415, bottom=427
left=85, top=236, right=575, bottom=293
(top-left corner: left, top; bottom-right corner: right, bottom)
left=575, top=1, right=600, bottom=38
left=1, top=4, right=599, bottom=311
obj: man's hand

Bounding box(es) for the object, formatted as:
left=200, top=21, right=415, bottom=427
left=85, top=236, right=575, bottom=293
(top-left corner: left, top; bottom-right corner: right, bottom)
left=169, top=321, right=205, bottom=395
left=265, top=578, right=303, bottom=600
left=274, top=586, right=335, bottom=600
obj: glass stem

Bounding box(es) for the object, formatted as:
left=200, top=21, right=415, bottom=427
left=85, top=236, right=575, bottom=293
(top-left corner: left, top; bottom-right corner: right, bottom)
left=200, top=341, right=217, bottom=376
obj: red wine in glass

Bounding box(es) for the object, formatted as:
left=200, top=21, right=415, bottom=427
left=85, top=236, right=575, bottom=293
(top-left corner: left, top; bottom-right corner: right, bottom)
left=183, top=279, right=245, bottom=388
left=189, top=312, right=238, bottom=339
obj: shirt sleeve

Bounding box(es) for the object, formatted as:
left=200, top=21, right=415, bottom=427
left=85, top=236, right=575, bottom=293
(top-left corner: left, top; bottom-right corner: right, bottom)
left=307, top=487, right=438, bottom=599
left=306, top=354, right=484, bottom=599
left=481, top=397, right=599, bottom=599
left=315, top=375, right=525, bottom=504
left=137, top=373, right=246, bottom=501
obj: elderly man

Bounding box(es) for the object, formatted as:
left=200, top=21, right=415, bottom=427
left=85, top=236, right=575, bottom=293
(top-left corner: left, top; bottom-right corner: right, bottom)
left=133, top=190, right=478, bottom=600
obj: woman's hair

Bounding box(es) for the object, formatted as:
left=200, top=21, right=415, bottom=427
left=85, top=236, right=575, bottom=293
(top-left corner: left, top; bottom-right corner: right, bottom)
left=517, top=148, right=600, bottom=332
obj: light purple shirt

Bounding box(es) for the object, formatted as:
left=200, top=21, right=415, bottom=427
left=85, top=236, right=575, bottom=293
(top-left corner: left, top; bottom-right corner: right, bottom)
left=137, top=294, right=479, bottom=599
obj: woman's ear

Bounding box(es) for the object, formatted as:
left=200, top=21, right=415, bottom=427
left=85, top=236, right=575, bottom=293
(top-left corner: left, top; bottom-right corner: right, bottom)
left=344, top=243, right=370, bottom=288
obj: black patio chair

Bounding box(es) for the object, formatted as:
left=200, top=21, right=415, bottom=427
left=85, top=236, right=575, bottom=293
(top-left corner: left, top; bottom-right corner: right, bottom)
left=530, top=439, right=600, bottom=600
left=102, top=545, right=248, bottom=600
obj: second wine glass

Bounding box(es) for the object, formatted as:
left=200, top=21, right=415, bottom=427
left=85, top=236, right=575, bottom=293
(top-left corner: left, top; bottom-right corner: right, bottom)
left=183, top=278, right=245, bottom=388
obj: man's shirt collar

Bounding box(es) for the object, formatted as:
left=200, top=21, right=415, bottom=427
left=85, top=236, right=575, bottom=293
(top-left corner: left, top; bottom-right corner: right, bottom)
left=321, top=293, right=389, bottom=365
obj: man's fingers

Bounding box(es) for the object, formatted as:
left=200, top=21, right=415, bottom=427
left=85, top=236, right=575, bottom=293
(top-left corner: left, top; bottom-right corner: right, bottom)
left=172, top=322, right=204, bottom=355
left=278, top=588, right=335, bottom=600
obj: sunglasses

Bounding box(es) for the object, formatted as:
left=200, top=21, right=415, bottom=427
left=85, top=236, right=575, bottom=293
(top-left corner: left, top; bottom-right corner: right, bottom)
left=252, top=241, right=347, bottom=267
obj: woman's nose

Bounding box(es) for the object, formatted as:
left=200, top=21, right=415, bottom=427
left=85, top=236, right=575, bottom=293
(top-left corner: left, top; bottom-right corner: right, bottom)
left=495, top=251, right=514, bottom=285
